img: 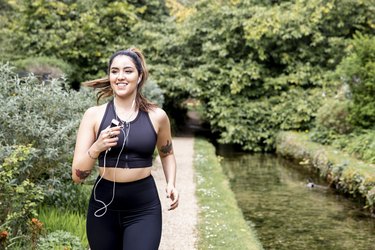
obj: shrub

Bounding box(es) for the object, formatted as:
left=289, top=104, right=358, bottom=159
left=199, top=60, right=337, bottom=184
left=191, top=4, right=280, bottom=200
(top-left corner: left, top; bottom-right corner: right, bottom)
left=13, top=56, right=75, bottom=81
left=37, top=230, right=84, bottom=250
left=0, top=63, right=94, bottom=211
left=333, top=130, right=375, bottom=164
left=310, top=87, right=353, bottom=145
left=315, top=98, right=353, bottom=134
left=0, top=145, right=44, bottom=248
left=142, top=78, right=165, bottom=107
left=335, top=33, right=375, bottom=129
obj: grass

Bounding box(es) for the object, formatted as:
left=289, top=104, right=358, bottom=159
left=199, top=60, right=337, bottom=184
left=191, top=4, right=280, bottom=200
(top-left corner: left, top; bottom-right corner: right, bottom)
left=38, top=206, right=88, bottom=249
left=194, top=138, right=263, bottom=250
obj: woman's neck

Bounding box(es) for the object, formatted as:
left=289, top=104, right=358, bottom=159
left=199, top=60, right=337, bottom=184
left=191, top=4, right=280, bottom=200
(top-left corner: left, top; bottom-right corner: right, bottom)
left=113, top=96, right=137, bottom=122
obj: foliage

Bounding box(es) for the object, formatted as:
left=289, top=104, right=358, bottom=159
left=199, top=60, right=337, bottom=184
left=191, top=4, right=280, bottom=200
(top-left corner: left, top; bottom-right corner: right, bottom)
left=310, top=97, right=353, bottom=144
left=332, top=130, right=375, bottom=164
left=37, top=230, right=84, bottom=250
left=42, top=180, right=91, bottom=215
left=14, top=56, right=75, bottom=81
left=0, top=63, right=94, bottom=212
left=154, top=0, right=374, bottom=151
left=142, top=78, right=165, bottom=107
left=334, top=33, right=375, bottom=129
left=1, top=0, right=374, bottom=151
left=310, top=33, right=374, bottom=160
left=38, top=206, right=87, bottom=249
left=194, top=139, right=263, bottom=249
left=1, top=0, right=170, bottom=86
left=315, top=98, right=353, bottom=134
left=311, top=107, right=374, bottom=163
left=0, top=144, right=44, bottom=248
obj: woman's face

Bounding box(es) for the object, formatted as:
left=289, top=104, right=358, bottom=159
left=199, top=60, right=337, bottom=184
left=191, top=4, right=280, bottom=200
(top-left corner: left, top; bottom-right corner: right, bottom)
left=109, top=55, right=140, bottom=97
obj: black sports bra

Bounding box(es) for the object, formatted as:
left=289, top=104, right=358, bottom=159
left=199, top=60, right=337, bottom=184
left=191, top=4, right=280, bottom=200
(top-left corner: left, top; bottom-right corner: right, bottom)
left=96, top=100, right=157, bottom=168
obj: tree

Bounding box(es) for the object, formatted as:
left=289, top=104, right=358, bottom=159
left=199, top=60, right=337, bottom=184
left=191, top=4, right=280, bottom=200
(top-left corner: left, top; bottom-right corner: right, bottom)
left=157, top=0, right=374, bottom=151
left=2, top=0, right=170, bottom=87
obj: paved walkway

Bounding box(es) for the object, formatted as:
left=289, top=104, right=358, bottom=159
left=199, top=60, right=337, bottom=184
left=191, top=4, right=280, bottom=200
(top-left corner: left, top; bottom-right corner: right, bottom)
left=152, top=137, right=198, bottom=250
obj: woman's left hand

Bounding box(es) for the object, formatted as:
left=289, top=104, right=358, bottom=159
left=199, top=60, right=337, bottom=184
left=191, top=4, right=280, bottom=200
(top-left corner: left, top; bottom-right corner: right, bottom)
left=166, top=184, right=179, bottom=210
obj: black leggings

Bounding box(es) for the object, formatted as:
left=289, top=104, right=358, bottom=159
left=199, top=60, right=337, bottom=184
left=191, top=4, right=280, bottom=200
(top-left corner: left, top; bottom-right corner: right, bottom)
left=86, top=175, right=162, bottom=250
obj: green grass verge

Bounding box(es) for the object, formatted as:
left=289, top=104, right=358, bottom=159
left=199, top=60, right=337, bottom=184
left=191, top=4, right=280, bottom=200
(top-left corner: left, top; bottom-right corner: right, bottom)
left=38, top=206, right=88, bottom=249
left=194, top=138, right=263, bottom=250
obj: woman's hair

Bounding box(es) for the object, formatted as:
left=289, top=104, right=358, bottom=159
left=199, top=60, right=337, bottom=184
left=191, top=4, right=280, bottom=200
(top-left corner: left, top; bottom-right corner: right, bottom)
left=82, top=48, right=157, bottom=111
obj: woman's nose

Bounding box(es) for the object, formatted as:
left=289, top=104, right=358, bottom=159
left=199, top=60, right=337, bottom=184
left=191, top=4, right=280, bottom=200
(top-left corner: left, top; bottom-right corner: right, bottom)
left=118, top=71, right=126, bottom=79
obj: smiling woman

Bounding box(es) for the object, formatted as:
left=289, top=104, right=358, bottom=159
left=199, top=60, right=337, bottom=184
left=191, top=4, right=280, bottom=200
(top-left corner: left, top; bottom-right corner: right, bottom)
left=72, top=48, right=179, bottom=250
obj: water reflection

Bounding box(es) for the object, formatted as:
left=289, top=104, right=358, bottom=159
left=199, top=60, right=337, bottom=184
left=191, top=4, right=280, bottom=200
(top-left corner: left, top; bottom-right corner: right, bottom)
left=219, top=152, right=375, bottom=250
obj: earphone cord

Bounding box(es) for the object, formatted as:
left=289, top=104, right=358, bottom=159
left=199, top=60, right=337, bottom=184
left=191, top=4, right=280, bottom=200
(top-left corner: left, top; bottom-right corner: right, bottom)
left=93, top=123, right=130, bottom=217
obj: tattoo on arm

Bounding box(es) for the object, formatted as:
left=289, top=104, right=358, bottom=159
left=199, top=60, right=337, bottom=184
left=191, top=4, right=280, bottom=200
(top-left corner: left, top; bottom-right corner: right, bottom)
left=160, top=140, right=173, bottom=156
left=75, top=169, right=91, bottom=180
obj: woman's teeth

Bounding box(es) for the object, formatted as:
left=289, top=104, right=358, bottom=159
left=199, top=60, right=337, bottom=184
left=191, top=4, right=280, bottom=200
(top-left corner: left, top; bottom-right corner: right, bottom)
left=117, top=82, right=128, bottom=86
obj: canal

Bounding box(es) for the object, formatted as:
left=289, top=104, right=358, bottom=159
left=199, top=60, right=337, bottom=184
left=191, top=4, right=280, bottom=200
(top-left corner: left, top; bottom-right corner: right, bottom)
left=218, top=151, right=375, bottom=250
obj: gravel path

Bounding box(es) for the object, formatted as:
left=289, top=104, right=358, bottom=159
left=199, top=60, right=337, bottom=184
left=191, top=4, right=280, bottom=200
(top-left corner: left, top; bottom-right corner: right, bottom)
left=152, top=137, right=198, bottom=250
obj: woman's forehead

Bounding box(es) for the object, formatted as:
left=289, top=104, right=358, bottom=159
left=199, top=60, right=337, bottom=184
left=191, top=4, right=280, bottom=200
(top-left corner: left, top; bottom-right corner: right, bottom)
left=110, top=55, right=136, bottom=68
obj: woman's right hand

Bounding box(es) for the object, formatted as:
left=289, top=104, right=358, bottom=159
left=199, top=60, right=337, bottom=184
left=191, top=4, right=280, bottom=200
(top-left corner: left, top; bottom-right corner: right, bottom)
left=91, top=125, right=122, bottom=155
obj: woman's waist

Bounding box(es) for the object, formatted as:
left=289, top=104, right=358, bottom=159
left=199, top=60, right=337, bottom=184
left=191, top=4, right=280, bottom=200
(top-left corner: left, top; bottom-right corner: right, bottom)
left=89, top=173, right=160, bottom=211
left=98, top=166, right=152, bottom=183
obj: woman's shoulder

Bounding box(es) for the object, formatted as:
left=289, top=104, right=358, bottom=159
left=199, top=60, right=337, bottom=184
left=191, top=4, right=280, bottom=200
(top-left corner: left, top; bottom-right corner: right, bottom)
left=147, top=107, right=170, bottom=132
left=147, top=107, right=168, bottom=121
left=83, top=103, right=108, bottom=119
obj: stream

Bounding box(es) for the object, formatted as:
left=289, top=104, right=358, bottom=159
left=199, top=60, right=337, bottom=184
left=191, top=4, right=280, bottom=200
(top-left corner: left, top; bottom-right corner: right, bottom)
left=218, top=150, right=375, bottom=250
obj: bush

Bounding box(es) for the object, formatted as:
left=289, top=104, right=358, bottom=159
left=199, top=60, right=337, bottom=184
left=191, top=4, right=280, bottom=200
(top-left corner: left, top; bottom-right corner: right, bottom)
left=315, top=98, right=353, bottom=134
left=13, top=56, right=75, bottom=81
left=0, top=63, right=94, bottom=210
left=310, top=85, right=353, bottom=145
left=142, top=78, right=165, bottom=107
left=333, top=130, right=375, bottom=164
left=0, top=145, right=44, bottom=248
left=335, top=33, right=375, bottom=129
left=37, top=230, right=84, bottom=250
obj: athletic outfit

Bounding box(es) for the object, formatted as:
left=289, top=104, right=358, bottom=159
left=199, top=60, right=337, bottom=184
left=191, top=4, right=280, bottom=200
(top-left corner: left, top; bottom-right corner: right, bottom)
left=86, top=99, right=161, bottom=250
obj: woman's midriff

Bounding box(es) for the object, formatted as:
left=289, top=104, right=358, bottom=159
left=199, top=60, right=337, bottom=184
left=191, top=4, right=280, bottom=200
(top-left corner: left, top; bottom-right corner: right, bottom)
left=99, top=166, right=153, bottom=182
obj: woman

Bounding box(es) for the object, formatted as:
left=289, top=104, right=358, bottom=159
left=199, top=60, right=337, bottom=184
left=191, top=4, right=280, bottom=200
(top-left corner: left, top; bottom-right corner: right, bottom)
left=71, top=48, right=179, bottom=250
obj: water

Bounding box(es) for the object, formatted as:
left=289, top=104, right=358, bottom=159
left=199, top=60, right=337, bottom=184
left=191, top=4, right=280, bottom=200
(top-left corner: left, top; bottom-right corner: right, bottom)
left=218, top=152, right=375, bottom=250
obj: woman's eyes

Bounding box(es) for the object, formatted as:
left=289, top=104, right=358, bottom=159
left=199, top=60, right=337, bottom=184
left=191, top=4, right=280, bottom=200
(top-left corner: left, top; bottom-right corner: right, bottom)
left=111, top=70, right=133, bottom=74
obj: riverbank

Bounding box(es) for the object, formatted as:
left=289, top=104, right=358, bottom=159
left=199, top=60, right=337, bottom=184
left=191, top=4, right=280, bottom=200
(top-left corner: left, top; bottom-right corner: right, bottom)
left=194, top=139, right=263, bottom=250
left=276, top=131, right=375, bottom=214
left=153, top=137, right=263, bottom=249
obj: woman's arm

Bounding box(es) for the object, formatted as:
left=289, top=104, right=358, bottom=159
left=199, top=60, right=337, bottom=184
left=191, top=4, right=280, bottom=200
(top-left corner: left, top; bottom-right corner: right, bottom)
left=71, top=107, right=99, bottom=183
left=153, top=108, right=179, bottom=210
left=71, top=105, right=121, bottom=183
